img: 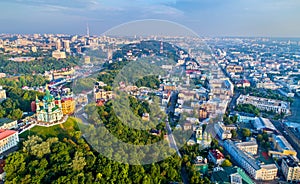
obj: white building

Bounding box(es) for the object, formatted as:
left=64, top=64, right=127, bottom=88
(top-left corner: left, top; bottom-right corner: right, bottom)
left=224, top=140, right=278, bottom=181
left=0, top=129, right=19, bottom=154
left=0, top=118, right=18, bottom=130
left=236, top=138, right=258, bottom=155
left=237, top=95, right=290, bottom=114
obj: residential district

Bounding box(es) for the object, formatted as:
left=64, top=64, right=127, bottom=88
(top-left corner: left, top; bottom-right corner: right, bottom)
left=0, top=33, right=299, bottom=184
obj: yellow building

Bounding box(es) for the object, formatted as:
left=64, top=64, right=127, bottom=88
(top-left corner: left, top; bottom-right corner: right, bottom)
left=61, top=98, right=76, bottom=115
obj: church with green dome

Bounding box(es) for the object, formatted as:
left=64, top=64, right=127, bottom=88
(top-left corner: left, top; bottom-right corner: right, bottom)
left=35, top=86, right=64, bottom=124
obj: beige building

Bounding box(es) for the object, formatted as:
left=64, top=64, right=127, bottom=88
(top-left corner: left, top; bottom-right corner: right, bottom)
left=52, top=50, right=66, bottom=59
left=0, top=129, right=19, bottom=154
left=236, top=139, right=258, bottom=155
left=281, top=156, right=300, bottom=182
left=94, top=89, right=113, bottom=101
left=0, top=118, right=18, bottom=130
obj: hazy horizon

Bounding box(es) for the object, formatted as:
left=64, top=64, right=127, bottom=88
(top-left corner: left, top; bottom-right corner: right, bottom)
left=1, top=0, right=300, bottom=37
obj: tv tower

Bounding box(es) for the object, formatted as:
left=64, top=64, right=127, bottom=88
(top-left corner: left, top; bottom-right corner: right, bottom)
left=86, top=23, right=90, bottom=37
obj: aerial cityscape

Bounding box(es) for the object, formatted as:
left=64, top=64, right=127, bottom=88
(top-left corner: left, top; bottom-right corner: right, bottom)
left=0, top=1, right=300, bottom=184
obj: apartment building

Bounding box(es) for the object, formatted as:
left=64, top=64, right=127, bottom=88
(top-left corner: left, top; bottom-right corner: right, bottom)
left=281, top=156, right=300, bottom=182
left=237, top=95, right=290, bottom=114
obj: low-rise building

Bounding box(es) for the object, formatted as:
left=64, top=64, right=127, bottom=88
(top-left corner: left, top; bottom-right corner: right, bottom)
left=208, top=149, right=225, bottom=165
left=61, top=98, right=76, bottom=115
left=270, top=135, right=297, bottom=158
left=253, top=117, right=277, bottom=133
left=215, top=122, right=236, bottom=140
left=0, top=129, right=19, bottom=154
left=94, top=89, right=113, bottom=101
left=0, top=118, right=18, bottom=130
left=226, top=65, right=243, bottom=73
left=281, top=156, right=300, bottom=182
left=52, top=50, right=66, bottom=59
left=211, top=166, right=255, bottom=184
left=236, top=138, right=258, bottom=155
left=224, top=140, right=278, bottom=181
left=237, top=95, right=290, bottom=114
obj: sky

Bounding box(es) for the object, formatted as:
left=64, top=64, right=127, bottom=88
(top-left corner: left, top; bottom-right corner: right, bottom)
left=0, top=0, right=300, bottom=37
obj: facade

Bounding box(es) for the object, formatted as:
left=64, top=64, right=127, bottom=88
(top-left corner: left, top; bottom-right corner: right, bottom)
left=52, top=50, right=66, bottom=59
left=235, top=139, right=258, bottom=155
left=0, top=129, right=19, bottom=154
left=215, top=122, right=236, bottom=140
left=0, top=118, right=17, bottom=130
left=94, top=89, right=113, bottom=101
left=0, top=86, right=6, bottom=102
left=224, top=140, right=278, bottom=181
left=35, top=88, right=64, bottom=123
left=208, top=149, right=225, bottom=165
left=61, top=98, right=75, bottom=115
left=226, top=65, right=243, bottom=73
left=237, top=95, right=290, bottom=114
left=199, top=107, right=208, bottom=120
left=281, top=156, right=300, bottom=182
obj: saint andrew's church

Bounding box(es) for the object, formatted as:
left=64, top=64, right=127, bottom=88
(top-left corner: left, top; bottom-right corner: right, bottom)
left=35, top=86, right=64, bottom=124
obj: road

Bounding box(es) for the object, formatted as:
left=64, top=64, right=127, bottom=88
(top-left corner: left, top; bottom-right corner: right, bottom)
left=286, top=96, right=300, bottom=123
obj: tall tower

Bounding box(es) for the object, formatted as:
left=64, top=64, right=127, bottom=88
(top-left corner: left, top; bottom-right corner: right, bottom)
left=86, top=23, right=90, bottom=37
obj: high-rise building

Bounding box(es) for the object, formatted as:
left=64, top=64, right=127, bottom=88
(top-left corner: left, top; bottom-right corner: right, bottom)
left=56, top=39, right=62, bottom=50
left=63, top=40, right=70, bottom=49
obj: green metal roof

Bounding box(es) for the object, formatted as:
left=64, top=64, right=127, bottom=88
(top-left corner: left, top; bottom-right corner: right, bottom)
left=0, top=118, right=15, bottom=126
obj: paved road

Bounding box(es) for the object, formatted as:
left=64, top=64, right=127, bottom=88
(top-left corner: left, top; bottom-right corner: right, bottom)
left=286, top=96, right=300, bottom=123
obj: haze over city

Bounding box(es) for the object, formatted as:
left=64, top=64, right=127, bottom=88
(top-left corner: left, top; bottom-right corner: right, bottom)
left=1, top=0, right=300, bottom=37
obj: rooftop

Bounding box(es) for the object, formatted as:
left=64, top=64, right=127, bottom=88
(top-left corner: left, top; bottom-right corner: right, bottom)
left=282, top=156, right=300, bottom=167
left=0, top=118, right=15, bottom=126
left=0, top=129, right=17, bottom=140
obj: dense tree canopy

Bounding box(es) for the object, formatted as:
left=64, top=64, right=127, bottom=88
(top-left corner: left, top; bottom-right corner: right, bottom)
left=0, top=56, right=79, bottom=75
left=0, top=87, right=44, bottom=119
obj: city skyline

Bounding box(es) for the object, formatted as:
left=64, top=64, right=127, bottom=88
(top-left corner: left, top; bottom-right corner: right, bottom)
left=1, top=0, right=300, bottom=37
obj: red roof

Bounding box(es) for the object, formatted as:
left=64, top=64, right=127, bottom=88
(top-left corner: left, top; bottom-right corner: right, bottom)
left=0, top=129, right=17, bottom=140
left=209, top=149, right=225, bottom=160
